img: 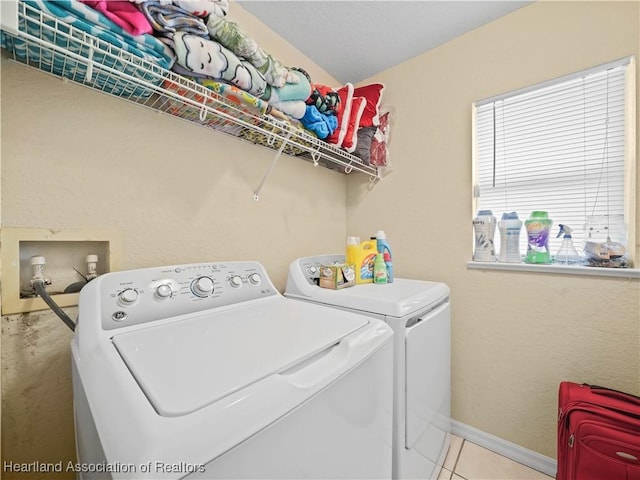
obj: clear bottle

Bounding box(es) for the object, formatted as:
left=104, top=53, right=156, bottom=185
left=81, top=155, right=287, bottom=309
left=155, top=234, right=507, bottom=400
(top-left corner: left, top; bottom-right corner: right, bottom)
left=555, top=225, right=582, bottom=265
left=373, top=253, right=388, bottom=284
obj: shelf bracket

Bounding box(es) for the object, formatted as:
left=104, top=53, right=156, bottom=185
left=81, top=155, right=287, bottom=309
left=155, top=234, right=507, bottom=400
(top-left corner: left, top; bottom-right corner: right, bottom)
left=253, top=131, right=293, bottom=201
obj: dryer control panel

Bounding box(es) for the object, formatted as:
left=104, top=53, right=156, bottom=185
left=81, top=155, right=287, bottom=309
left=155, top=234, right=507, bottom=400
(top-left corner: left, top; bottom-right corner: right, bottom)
left=290, top=254, right=345, bottom=285
left=83, top=261, right=278, bottom=330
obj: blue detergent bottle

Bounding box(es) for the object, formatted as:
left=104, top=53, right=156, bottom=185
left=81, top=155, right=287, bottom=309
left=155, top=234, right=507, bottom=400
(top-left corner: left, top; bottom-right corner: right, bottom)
left=375, top=230, right=394, bottom=283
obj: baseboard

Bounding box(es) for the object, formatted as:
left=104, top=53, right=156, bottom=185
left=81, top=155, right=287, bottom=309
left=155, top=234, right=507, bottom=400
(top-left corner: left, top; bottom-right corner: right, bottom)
left=450, top=419, right=557, bottom=478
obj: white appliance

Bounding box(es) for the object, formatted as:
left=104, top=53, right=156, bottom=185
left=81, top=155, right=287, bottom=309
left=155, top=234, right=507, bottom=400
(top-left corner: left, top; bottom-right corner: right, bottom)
left=286, top=255, right=451, bottom=480
left=73, top=261, right=394, bottom=479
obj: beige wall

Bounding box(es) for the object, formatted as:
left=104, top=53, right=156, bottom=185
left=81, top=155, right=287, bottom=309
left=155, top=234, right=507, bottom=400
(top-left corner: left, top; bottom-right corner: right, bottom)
left=2, top=0, right=640, bottom=475
left=348, top=0, right=640, bottom=459
left=0, top=3, right=347, bottom=477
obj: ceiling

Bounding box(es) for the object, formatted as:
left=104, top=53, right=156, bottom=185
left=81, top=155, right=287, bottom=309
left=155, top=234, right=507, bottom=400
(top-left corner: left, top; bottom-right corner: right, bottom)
left=237, top=1, right=532, bottom=85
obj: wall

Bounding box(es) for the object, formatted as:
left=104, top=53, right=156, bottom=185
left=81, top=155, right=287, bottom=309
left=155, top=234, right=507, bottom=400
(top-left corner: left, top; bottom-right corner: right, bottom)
left=347, top=0, right=640, bottom=460
left=0, top=3, right=349, bottom=478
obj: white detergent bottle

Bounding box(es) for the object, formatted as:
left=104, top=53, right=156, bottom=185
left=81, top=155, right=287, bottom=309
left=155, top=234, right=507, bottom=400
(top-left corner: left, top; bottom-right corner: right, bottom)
left=473, top=210, right=496, bottom=261
left=498, top=212, right=523, bottom=263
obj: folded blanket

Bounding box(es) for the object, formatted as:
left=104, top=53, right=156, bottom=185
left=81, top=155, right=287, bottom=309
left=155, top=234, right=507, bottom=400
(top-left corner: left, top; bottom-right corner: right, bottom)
left=270, top=100, right=307, bottom=119
left=172, top=31, right=268, bottom=98
left=264, top=70, right=310, bottom=103
left=206, top=14, right=298, bottom=88
left=172, top=0, right=229, bottom=18
left=138, top=0, right=209, bottom=38
left=1, top=0, right=175, bottom=96
left=196, top=77, right=269, bottom=116
left=80, top=0, right=152, bottom=35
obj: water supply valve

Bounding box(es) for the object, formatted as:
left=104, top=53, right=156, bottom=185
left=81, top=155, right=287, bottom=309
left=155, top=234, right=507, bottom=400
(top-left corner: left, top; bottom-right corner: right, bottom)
left=86, top=254, right=99, bottom=280
left=29, top=255, right=52, bottom=288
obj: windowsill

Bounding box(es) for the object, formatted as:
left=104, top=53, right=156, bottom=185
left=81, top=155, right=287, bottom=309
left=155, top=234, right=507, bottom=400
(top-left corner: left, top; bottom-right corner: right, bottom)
left=467, top=261, right=640, bottom=279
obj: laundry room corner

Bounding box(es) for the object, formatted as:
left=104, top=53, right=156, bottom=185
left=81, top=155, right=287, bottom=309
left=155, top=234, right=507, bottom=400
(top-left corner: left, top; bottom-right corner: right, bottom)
left=347, top=0, right=640, bottom=464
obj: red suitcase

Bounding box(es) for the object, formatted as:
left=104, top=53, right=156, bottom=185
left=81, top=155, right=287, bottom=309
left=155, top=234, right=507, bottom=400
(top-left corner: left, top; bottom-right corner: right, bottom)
left=557, top=381, right=640, bottom=480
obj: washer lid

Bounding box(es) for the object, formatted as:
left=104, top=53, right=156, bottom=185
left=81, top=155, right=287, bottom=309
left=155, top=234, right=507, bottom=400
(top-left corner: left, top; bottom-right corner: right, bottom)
left=112, top=300, right=368, bottom=417
left=291, top=278, right=449, bottom=318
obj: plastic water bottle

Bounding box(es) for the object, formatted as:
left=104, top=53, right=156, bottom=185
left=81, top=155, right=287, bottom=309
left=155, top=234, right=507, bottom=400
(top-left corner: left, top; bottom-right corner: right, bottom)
left=473, top=210, right=497, bottom=262
left=498, top=212, right=523, bottom=263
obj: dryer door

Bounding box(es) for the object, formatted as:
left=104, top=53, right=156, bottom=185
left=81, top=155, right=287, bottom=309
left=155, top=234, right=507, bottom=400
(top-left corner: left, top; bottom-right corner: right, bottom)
left=405, top=302, right=451, bottom=462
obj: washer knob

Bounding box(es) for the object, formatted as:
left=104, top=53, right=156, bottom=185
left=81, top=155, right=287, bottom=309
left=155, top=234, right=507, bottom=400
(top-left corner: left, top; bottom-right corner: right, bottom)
left=229, top=275, right=243, bottom=288
left=155, top=284, right=173, bottom=299
left=306, top=266, right=317, bottom=276
left=191, top=276, right=215, bottom=297
left=248, top=273, right=262, bottom=285
left=118, top=288, right=138, bottom=305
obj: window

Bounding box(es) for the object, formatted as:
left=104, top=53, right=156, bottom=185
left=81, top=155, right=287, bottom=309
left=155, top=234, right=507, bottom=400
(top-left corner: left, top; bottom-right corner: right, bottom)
left=472, top=57, right=636, bottom=266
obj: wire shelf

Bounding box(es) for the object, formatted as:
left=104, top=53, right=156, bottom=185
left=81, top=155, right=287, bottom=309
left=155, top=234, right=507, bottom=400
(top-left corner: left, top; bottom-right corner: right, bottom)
left=1, top=1, right=380, bottom=180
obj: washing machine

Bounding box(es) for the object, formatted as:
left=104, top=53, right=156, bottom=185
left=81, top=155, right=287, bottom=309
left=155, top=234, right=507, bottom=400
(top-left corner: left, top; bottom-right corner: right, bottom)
left=285, top=254, right=451, bottom=480
left=72, top=260, right=394, bottom=479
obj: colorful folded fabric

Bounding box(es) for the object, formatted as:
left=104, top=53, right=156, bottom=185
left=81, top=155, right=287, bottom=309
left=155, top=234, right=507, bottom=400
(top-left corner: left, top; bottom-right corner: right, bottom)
left=172, top=0, right=229, bottom=18
left=270, top=100, right=307, bottom=119
left=300, top=105, right=338, bottom=139
left=1, top=0, right=175, bottom=97
left=80, top=0, right=152, bottom=35
left=206, top=14, right=298, bottom=88
left=138, top=0, right=209, bottom=38
left=172, top=31, right=268, bottom=98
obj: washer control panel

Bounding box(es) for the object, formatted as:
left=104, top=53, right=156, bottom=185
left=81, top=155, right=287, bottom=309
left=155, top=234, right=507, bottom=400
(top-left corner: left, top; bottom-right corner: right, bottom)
left=94, top=261, right=275, bottom=330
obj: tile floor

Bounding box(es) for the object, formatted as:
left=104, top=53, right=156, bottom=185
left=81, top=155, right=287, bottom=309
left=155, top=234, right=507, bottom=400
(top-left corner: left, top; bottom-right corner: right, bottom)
left=438, top=435, right=555, bottom=480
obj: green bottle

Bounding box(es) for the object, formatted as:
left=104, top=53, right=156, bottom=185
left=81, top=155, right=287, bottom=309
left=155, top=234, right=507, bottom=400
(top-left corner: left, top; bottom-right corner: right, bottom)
left=373, top=253, right=388, bottom=284
left=524, top=211, right=553, bottom=264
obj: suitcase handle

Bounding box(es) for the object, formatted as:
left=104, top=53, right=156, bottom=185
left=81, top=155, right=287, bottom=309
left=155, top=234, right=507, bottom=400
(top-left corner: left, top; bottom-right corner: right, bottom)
left=588, top=384, right=640, bottom=406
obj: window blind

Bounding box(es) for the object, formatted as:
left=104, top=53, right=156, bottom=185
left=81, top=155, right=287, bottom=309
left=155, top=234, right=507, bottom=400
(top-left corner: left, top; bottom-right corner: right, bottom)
left=473, top=58, right=631, bottom=258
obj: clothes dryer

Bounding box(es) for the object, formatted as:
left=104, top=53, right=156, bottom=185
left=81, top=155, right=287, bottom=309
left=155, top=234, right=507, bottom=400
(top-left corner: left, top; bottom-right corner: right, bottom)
left=73, top=261, right=393, bottom=479
left=286, top=254, right=451, bottom=480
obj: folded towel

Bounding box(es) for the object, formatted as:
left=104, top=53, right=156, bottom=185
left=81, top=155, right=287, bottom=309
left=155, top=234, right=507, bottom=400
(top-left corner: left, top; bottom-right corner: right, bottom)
left=81, top=0, right=152, bottom=35
left=270, top=100, right=307, bottom=119
left=1, top=0, right=175, bottom=97
left=300, top=105, right=338, bottom=139
left=138, top=0, right=209, bottom=38
left=173, top=0, right=229, bottom=18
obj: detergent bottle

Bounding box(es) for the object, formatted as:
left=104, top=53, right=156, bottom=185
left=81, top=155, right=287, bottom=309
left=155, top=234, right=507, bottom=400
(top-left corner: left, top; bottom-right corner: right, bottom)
left=383, top=252, right=393, bottom=283
left=373, top=253, right=388, bottom=284
left=524, top=211, right=553, bottom=264
left=353, top=239, right=377, bottom=284
left=555, top=224, right=582, bottom=265
left=346, top=236, right=360, bottom=265
left=497, top=212, right=522, bottom=263
left=472, top=210, right=496, bottom=262
left=374, top=230, right=393, bottom=283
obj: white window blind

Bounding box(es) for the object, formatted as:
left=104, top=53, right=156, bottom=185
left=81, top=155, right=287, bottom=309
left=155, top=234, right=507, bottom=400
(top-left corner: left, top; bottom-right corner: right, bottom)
left=473, top=58, right=633, bottom=259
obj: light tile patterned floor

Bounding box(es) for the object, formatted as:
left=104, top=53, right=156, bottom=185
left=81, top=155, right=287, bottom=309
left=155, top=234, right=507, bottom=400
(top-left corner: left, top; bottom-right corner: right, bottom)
left=438, top=435, right=555, bottom=480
